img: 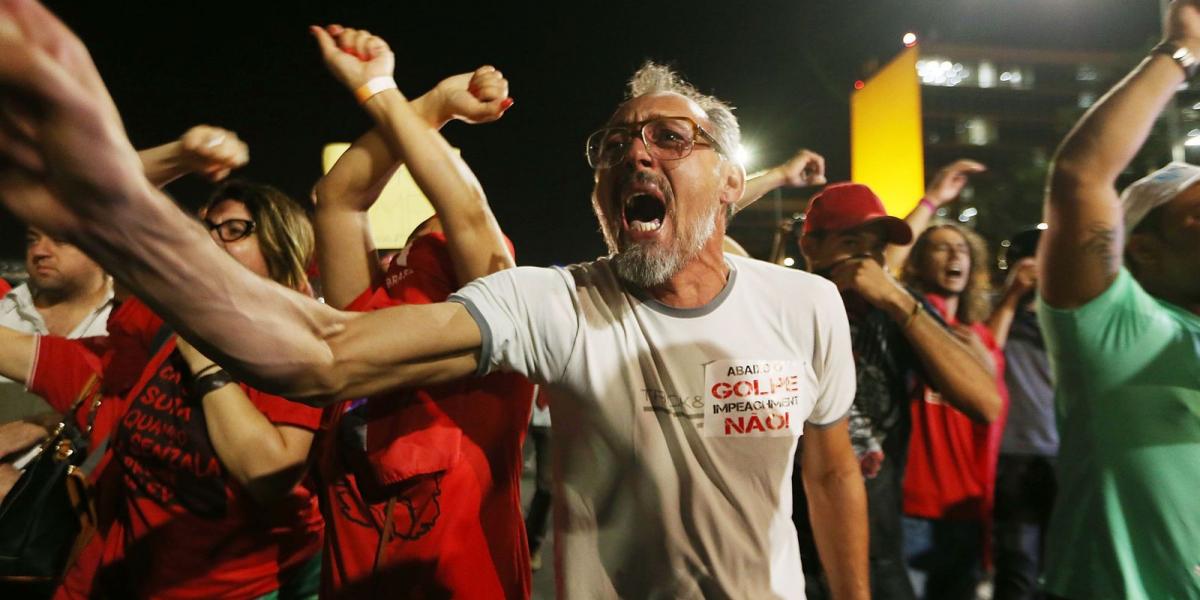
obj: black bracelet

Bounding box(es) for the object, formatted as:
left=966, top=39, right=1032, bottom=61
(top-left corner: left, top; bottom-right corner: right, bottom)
left=194, top=363, right=222, bottom=379
left=192, top=369, right=235, bottom=397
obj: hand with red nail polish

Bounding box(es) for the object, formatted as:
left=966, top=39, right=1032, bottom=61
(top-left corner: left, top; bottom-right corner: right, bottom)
left=427, top=65, right=513, bottom=125
left=309, top=24, right=394, bottom=93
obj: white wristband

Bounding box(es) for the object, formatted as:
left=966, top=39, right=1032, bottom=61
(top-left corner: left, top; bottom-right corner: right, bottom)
left=354, top=76, right=397, bottom=105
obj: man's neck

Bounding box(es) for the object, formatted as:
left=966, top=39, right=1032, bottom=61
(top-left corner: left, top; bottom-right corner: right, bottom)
left=31, top=278, right=110, bottom=336
left=645, top=236, right=730, bottom=309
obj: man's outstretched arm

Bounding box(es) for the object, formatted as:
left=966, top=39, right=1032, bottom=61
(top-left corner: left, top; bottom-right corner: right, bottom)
left=1044, top=1, right=1200, bottom=307
left=0, top=1, right=481, bottom=403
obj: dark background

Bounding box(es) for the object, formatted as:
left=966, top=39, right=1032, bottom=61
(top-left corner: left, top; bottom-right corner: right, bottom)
left=0, top=0, right=1160, bottom=267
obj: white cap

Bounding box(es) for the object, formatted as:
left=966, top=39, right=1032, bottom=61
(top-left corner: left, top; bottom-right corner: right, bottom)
left=1120, top=162, right=1200, bottom=233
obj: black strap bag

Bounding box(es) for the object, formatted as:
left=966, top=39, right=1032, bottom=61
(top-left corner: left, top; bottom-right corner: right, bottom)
left=0, top=374, right=103, bottom=584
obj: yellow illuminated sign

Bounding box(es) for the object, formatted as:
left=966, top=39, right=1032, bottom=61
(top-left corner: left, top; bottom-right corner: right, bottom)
left=850, top=46, right=925, bottom=216
left=321, top=143, right=440, bottom=250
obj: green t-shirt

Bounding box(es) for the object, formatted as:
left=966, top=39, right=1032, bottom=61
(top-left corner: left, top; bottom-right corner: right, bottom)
left=1039, top=268, right=1200, bottom=599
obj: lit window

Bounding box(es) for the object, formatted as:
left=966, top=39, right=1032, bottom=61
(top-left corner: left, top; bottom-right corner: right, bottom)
left=916, top=57, right=972, bottom=87
left=957, top=117, right=996, bottom=146
left=978, top=61, right=996, bottom=88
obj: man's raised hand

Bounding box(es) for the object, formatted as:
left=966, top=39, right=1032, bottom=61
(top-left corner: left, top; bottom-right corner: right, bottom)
left=310, top=24, right=395, bottom=92
left=924, top=159, right=986, bottom=208
left=429, top=66, right=514, bottom=125
left=1166, top=1, right=1200, bottom=51
left=776, top=149, right=827, bottom=188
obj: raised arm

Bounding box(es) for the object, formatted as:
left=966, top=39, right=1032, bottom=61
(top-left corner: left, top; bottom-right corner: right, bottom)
left=0, top=3, right=481, bottom=405
left=985, top=257, right=1037, bottom=348
left=829, top=258, right=1002, bottom=422
left=1043, top=2, right=1200, bottom=307
left=884, top=159, right=985, bottom=271
left=310, top=26, right=513, bottom=309
left=137, top=125, right=249, bottom=187
left=732, top=149, right=827, bottom=215
left=312, top=41, right=513, bottom=309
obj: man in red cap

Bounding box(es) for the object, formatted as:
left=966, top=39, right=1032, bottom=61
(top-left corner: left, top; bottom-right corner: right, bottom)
left=792, top=182, right=1002, bottom=600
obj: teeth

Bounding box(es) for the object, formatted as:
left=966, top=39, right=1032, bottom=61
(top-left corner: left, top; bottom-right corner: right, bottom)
left=630, top=219, right=662, bottom=232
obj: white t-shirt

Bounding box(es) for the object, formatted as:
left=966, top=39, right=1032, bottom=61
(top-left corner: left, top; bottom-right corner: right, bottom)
left=451, top=254, right=855, bottom=599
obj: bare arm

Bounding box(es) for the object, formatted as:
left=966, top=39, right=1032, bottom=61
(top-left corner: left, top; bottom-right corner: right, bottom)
left=311, top=27, right=513, bottom=310
left=137, top=125, right=249, bottom=188
left=732, top=149, right=827, bottom=214
left=0, top=7, right=489, bottom=405
left=829, top=258, right=1001, bottom=422
left=884, top=159, right=986, bottom=271
left=985, top=258, right=1037, bottom=348
left=767, top=219, right=797, bottom=266
left=801, top=419, right=869, bottom=600
left=176, top=336, right=314, bottom=505
left=1043, top=3, right=1200, bottom=307
left=0, top=326, right=35, bottom=384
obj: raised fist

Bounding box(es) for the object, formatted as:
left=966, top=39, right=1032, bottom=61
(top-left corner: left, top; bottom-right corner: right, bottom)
left=1166, top=1, right=1200, bottom=51
left=1004, top=257, right=1038, bottom=299
left=774, top=149, right=827, bottom=188
left=178, top=125, right=249, bottom=182
left=430, top=66, right=514, bottom=125
left=310, top=24, right=395, bottom=92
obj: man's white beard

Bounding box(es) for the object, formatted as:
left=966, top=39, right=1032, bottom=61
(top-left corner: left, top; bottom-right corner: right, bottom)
left=606, top=200, right=720, bottom=289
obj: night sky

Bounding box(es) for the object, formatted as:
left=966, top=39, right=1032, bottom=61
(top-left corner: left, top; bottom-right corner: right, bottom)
left=1, top=0, right=1160, bottom=267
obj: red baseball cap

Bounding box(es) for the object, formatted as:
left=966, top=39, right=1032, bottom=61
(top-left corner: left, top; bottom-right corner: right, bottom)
left=802, top=182, right=913, bottom=245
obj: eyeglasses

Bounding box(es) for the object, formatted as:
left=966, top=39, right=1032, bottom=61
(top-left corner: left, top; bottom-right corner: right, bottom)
left=204, top=218, right=256, bottom=242
left=585, top=116, right=723, bottom=169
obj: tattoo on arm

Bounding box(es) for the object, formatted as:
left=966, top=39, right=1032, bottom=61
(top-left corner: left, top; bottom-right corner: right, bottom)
left=1080, top=223, right=1120, bottom=275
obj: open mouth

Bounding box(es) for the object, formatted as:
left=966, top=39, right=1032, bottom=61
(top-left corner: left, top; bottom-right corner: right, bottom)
left=623, top=193, right=667, bottom=233
left=944, top=265, right=965, bottom=279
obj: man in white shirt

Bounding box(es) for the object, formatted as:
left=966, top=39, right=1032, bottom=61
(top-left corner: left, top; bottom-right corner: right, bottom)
left=0, top=12, right=867, bottom=599
left=0, top=227, right=112, bottom=422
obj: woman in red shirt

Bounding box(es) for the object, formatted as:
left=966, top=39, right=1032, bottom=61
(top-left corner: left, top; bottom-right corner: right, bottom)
left=0, top=180, right=325, bottom=599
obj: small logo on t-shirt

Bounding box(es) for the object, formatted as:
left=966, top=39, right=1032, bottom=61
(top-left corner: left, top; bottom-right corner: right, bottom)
left=702, top=360, right=809, bottom=438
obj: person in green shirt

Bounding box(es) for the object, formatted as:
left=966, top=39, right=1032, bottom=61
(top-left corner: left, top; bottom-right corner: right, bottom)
left=1041, top=2, right=1200, bottom=598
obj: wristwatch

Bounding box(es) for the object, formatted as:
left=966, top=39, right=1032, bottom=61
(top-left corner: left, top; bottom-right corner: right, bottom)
left=1154, top=41, right=1200, bottom=81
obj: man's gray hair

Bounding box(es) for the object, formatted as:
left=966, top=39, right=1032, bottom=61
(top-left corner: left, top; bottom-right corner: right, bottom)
left=626, top=61, right=740, bottom=163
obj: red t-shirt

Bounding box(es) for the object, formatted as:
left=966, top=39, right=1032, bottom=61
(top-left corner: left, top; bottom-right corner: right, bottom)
left=315, top=232, right=534, bottom=599
left=30, top=297, right=166, bottom=452
left=902, top=293, right=1009, bottom=522
left=31, top=298, right=325, bottom=599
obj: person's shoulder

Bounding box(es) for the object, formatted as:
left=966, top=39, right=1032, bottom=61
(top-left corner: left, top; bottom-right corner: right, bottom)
left=727, top=254, right=836, bottom=294
left=2, top=282, right=32, bottom=307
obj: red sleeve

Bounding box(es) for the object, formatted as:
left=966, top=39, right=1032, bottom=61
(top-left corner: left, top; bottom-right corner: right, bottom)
left=0, top=279, right=11, bottom=296
left=29, top=335, right=105, bottom=417
left=244, top=385, right=323, bottom=431
left=345, top=283, right=401, bottom=313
